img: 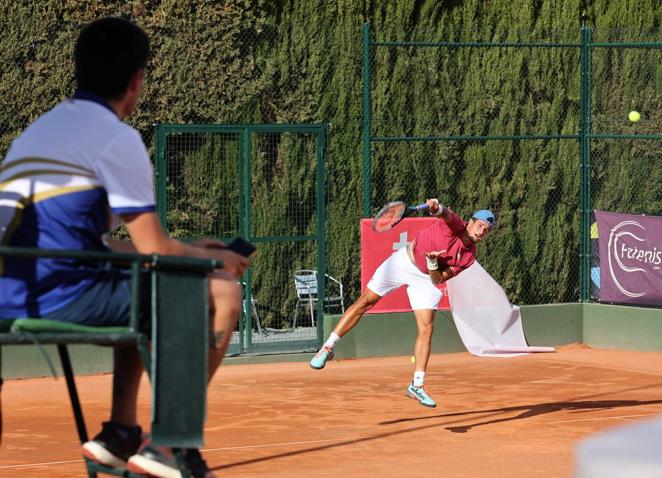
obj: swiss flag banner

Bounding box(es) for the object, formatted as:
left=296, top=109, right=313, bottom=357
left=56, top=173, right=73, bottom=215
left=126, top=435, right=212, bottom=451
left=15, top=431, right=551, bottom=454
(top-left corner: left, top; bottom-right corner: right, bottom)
left=360, top=218, right=450, bottom=313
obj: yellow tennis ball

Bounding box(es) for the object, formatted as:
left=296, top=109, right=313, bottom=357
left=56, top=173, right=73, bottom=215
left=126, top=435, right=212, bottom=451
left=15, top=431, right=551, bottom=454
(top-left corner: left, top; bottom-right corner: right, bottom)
left=628, top=111, right=641, bottom=122
left=410, top=355, right=416, bottom=364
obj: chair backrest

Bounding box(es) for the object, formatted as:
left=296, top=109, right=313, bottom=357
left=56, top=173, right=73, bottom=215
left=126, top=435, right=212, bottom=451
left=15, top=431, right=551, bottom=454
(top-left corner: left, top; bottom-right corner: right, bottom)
left=294, top=269, right=318, bottom=297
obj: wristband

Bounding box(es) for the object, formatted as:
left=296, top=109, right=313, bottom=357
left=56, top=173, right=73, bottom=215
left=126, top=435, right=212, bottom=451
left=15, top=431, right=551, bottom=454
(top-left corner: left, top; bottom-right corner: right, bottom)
left=430, top=203, right=445, bottom=216
left=426, top=256, right=439, bottom=271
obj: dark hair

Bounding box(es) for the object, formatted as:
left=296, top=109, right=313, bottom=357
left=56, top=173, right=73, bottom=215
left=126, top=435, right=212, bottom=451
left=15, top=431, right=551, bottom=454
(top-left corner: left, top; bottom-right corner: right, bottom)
left=75, top=17, right=150, bottom=99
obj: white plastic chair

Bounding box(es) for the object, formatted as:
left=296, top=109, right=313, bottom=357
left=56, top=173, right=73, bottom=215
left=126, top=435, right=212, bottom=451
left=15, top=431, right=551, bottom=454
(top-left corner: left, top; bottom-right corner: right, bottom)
left=292, top=269, right=345, bottom=328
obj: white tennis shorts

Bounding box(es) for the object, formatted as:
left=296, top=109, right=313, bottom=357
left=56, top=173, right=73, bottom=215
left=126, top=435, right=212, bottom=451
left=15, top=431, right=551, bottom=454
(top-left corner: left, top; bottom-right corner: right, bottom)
left=367, top=247, right=443, bottom=310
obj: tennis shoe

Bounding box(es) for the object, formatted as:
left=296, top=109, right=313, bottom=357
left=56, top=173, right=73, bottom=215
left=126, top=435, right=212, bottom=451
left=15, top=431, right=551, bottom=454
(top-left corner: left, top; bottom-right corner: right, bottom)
left=185, top=448, right=217, bottom=478
left=127, top=446, right=217, bottom=478
left=82, top=421, right=142, bottom=468
left=310, top=347, right=334, bottom=369
left=406, top=383, right=437, bottom=408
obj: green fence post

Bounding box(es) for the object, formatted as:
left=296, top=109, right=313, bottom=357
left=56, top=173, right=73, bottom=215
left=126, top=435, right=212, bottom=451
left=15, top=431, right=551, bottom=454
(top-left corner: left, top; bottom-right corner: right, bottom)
left=155, top=124, right=168, bottom=231
left=579, top=26, right=593, bottom=302
left=243, top=127, right=251, bottom=352
left=362, top=23, right=372, bottom=218
left=316, top=124, right=327, bottom=344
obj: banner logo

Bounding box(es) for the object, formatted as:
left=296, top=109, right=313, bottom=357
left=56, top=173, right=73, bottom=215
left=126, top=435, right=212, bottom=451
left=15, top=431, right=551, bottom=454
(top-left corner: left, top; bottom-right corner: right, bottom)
left=596, top=210, right=662, bottom=306
left=607, top=220, right=655, bottom=297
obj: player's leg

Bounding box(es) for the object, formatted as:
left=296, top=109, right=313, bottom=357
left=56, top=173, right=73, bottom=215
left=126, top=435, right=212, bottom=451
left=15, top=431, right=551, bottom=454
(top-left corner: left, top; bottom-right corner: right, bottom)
left=404, top=271, right=442, bottom=408
left=412, top=308, right=435, bottom=374
left=310, top=248, right=411, bottom=370
left=332, top=287, right=382, bottom=337
left=405, top=308, right=437, bottom=408
left=405, top=308, right=438, bottom=408
left=309, top=288, right=381, bottom=369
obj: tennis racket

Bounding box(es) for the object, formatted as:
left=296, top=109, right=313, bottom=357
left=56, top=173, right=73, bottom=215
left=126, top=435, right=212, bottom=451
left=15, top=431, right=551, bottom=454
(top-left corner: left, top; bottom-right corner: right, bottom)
left=371, top=201, right=429, bottom=232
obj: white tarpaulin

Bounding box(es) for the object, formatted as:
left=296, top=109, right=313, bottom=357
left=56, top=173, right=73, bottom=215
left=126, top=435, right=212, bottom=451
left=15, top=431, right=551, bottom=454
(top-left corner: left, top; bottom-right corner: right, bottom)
left=446, top=261, right=555, bottom=357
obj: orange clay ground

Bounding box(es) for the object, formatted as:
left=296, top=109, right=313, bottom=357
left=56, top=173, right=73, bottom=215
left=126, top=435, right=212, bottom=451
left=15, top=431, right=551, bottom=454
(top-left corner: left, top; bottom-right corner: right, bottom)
left=2, top=344, right=662, bottom=478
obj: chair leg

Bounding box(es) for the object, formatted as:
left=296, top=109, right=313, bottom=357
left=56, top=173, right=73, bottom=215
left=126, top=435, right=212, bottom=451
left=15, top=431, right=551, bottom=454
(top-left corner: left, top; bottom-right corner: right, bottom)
left=1, top=346, right=3, bottom=446
left=58, top=345, right=99, bottom=478
left=58, top=345, right=88, bottom=443
left=252, top=301, right=263, bottom=335
left=308, top=299, right=315, bottom=328
left=0, top=375, right=3, bottom=447
left=292, top=303, right=299, bottom=329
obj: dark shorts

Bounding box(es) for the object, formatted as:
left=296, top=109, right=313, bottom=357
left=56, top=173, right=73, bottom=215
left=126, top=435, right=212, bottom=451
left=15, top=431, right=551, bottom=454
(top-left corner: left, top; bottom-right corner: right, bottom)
left=43, top=269, right=151, bottom=328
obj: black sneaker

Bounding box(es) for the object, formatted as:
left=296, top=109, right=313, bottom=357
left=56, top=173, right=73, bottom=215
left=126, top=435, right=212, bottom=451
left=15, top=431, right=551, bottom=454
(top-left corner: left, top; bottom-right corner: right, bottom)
left=82, top=421, right=142, bottom=468
left=185, top=448, right=215, bottom=478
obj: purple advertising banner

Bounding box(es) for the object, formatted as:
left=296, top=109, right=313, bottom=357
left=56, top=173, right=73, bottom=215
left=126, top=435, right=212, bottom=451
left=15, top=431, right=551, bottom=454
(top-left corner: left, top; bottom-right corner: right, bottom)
left=595, top=210, right=662, bottom=306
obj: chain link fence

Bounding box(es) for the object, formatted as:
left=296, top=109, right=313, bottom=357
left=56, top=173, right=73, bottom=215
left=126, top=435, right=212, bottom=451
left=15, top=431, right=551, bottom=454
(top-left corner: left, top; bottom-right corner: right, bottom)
left=589, top=31, right=661, bottom=216
left=586, top=30, right=662, bottom=303
left=1, top=17, right=660, bottom=340
left=154, top=124, right=327, bottom=354
left=363, top=25, right=661, bottom=306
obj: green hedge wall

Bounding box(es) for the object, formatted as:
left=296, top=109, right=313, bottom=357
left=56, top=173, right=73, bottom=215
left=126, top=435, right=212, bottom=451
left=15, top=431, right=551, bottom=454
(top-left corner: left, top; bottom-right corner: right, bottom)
left=1, top=0, right=659, bottom=305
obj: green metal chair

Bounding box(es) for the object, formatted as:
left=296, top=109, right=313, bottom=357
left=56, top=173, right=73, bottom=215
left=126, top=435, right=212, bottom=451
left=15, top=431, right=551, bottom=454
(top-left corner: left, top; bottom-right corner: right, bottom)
left=0, top=247, right=220, bottom=478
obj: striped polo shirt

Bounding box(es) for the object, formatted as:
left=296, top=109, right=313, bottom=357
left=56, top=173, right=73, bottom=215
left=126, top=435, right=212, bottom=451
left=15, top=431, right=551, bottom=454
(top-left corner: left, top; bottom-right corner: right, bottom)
left=0, top=92, right=155, bottom=318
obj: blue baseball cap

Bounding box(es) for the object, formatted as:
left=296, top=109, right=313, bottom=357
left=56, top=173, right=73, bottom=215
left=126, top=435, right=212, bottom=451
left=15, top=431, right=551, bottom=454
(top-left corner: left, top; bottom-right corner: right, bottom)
left=472, top=209, right=496, bottom=228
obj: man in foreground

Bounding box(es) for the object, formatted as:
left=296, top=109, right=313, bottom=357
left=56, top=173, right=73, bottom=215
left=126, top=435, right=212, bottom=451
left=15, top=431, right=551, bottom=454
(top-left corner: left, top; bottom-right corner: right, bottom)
left=0, top=17, right=249, bottom=478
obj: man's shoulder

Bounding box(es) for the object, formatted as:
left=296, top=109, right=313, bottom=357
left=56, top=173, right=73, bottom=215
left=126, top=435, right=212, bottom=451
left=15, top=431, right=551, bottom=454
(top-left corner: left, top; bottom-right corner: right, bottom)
left=18, top=99, right=132, bottom=138
left=17, top=100, right=140, bottom=153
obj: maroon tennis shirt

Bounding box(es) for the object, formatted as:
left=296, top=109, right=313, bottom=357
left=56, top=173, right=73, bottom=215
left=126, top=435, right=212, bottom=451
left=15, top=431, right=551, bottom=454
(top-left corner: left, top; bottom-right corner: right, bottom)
left=411, top=208, right=476, bottom=276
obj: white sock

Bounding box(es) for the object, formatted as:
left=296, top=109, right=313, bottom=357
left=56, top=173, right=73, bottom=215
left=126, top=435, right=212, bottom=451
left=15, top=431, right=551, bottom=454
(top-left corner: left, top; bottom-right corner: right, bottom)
left=323, top=332, right=341, bottom=350
left=413, top=371, right=425, bottom=387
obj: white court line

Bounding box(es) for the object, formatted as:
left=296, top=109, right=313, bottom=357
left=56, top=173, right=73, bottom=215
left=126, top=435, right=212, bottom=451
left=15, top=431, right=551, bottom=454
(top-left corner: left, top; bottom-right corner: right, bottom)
left=0, top=459, right=83, bottom=470
left=547, top=413, right=656, bottom=424
left=0, top=438, right=343, bottom=470
left=203, top=437, right=343, bottom=452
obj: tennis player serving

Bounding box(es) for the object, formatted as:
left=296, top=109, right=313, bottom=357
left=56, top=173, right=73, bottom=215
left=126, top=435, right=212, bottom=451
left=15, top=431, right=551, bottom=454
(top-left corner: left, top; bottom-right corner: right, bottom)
left=310, top=199, right=495, bottom=408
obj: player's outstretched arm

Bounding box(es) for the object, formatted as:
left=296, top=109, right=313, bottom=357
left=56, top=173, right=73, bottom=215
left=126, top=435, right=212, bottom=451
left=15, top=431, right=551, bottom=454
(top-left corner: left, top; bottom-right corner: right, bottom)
left=427, top=265, right=454, bottom=286
left=429, top=267, right=454, bottom=285
left=426, top=198, right=451, bottom=221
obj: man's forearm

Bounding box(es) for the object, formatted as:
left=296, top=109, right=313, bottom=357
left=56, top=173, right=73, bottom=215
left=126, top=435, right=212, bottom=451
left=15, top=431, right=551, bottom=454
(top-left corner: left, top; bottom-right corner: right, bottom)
left=429, top=269, right=443, bottom=285
left=103, top=236, right=137, bottom=253
left=438, top=205, right=453, bottom=222
left=429, top=267, right=454, bottom=285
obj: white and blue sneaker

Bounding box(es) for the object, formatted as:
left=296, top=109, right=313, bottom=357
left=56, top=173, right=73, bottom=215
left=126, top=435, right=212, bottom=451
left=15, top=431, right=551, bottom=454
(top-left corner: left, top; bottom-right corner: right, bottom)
left=406, top=383, right=437, bottom=408
left=310, top=347, right=334, bottom=370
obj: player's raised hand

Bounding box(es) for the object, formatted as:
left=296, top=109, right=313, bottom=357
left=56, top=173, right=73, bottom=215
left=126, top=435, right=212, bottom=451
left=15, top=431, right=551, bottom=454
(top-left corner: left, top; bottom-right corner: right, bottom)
left=426, top=198, right=441, bottom=215
left=424, top=250, right=446, bottom=273
left=424, top=250, right=447, bottom=261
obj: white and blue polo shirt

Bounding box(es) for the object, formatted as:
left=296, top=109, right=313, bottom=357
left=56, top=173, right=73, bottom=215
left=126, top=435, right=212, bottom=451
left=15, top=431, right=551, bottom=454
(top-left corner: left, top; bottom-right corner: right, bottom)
left=0, top=92, right=156, bottom=318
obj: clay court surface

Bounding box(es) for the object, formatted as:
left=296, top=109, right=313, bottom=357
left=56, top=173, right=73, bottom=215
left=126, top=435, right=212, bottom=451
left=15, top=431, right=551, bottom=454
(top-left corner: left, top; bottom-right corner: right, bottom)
left=2, top=345, right=662, bottom=477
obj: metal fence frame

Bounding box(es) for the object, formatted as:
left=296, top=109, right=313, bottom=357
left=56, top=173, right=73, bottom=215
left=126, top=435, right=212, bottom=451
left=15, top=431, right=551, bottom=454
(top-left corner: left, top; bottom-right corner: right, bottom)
left=362, top=23, right=662, bottom=303
left=155, top=123, right=328, bottom=354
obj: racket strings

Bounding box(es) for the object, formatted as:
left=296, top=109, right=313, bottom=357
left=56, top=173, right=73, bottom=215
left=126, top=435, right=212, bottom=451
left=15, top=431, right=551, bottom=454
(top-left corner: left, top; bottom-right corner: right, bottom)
left=372, top=202, right=407, bottom=232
